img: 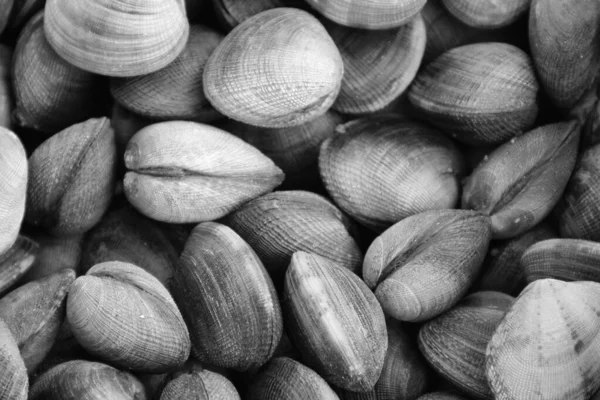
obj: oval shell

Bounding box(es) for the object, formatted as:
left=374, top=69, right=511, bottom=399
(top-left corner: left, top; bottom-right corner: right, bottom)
left=160, top=369, right=240, bottom=400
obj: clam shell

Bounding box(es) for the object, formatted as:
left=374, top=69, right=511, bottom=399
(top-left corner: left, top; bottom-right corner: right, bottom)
left=110, top=25, right=223, bottom=122
left=0, top=45, right=13, bottom=130
left=0, top=127, right=27, bottom=255
left=174, top=222, right=282, bottom=371
left=26, top=117, right=117, bottom=236
left=0, top=269, right=75, bottom=374
left=160, top=369, right=240, bottom=400
left=364, top=210, right=491, bottom=322
left=67, top=261, right=191, bottom=372
left=247, top=357, right=339, bottom=400
left=319, top=116, right=465, bottom=231
left=203, top=8, right=343, bottom=128
left=486, top=279, right=600, bottom=400
left=0, top=318, right=28, bottom=400
left=419, top=291, right=514, bottom=399
left=417, top=394, right=469, bottom=400
left=29, top=360, right=146, bottom=400
left=283, top=251, right=387, bottom=391
left=13, top=12, right=106, bottom=134
left=21, top=233, right=83, bottom=283
left=529, top=0, right=600, bottom=109
left=0, top=235, right=38, bottom=296
left=124, top=121, right=284, bottom=223
left=304, top=0, right=426, bottom=29
left=326, top=14, right=426, bottom=114
left=462, top=121, right=580, bottom=239
left=441, top=0, right=530, bottom=28
left=223, top=190, right=362, bottom=288
left=408, top=42, right=539, bottom=145
left=212, top=0, right=308, bottom=30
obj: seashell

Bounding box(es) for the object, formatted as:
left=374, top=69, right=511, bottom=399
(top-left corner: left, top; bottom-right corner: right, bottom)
left=212, top=0, right=309, bottom=30
left=79, top=206, right=178, bottom=289
left=110, top=25, right=223, bottom=122
left=5, top=0, right=45, bottom=36
left=12, top=12, right=107, bottom=134
left=417, top=394, right=469, bottom=400
left=247, top=357, right=339, bottom=400
left=283, top=251, right=387, bottom=391
left=319, top=116, right=465, bottom=231
left=364, top=210, right=491, bottom=322
left=43, top=0, right=189, bottom=77
left=216, top=111, right=343, bottom=190
left=522, top=238, right=600, bottom=283
left=0, top=45, right=13, bottom=130
left=473, top=222, right=556, bottom=295
left=67, top=261, right=191, bottom=372
left=224, top=190, right=362, bottom=288
left=0, top=318, right=28, bottom=400
left=441, top=0, right=530, bottom=28
left=408, top=42, right=539, bottom=145
left=325, top=14, right=426, bottom=114
left=26, top=117, right=117, bottom=236
left=0, top=269, right=75, bottom=374
left=21, top=233, right=83, bottom=283
left=462, top=121, right=580, bottom=239
left=304, top=0, right=426, bottom=29
left=174, top=222, right=282, bottom=371
left=29, top=360, right=146, bottom=400
left=419, top=291, right=514, bottom=399
left=486, top=279, right=600, bottom=400
left=124, top=121, right=284, bottom=223
left=529, top=0, right=600, bottom=110
left=0, top=236, right=38, bottom=296
left=160, top=369, right=240, bottom=400
left=203, top=8, right=343, bottom=128
left=0, top=127, right=27, bottom=255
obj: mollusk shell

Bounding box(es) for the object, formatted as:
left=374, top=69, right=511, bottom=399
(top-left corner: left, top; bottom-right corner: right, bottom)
left=160, top=369, right=240, bottom=400
left=212, top=0, right=308, bottom=30
left=0, top=318, right=27, bottom=400
left=417, top=394, right=469, bottom=400
left=0, top=236, right=37, bottom=297
left=0, top=45, right=12, bottom=130
left=441, top=0, right=530, bottom=28
left=21, top=233, right=83, bottom=283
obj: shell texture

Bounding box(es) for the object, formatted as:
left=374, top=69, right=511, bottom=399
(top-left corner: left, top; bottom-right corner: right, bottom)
left=442, top=0, right=530, bottom=28
left=0, top=318, right=27, bottom=400
left=0, top=236, right=38, bottom=296
left=160, top=369, right=240, bottom=400
left=212, top=0, right=308, bottom=30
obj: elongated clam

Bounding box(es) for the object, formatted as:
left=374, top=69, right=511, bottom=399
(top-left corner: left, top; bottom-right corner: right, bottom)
left=160, top=369, right=240, bottom=400
left=462, top=121, right=580, bottom=239
left=0, top=236, right=38, bottom=296
left=203, top=8, right=343, bottom=128
left=408, top=42, right=539, bottom=145
left=67, top=262, right=191, bottom=372
left=26, top=117, right=117, bottom=236
left=0, top=45, right=12, bottom=130
left=124, top=121, right=284, bottom=223
left=486, top=279, right=600, bottom=400
left=111, top=25, right=223, bottom=122
left=0, top=318, right=28, bottom=400
left=326, top=14, right=426, bottom=114
left=364, top=210, right=491, bottom=322
left=223, top=190, right=362, bottom=288
left=21, top=233, right=82, bottom=283
left=283, top=252, right=387, bottom=391
left=29, top=360, right=146, bottom=400
left=319, top=116, right=465, bottom=231
left=441, top=0, right=530, bottom=28
left=44, top=0, right=189, bottom=77
left=212, top=0, right=308, bottom=30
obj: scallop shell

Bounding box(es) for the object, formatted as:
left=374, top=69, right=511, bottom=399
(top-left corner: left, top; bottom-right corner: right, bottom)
left=319, top=116, right=465, bottom=231
left=0, top=45, right=13, bottom=130
left=408, top=42, right=539, bottom=145
left=110, top=25, right=223, bottom=122
left=212, top=0, right=308, bottom=30
left=486, top=279, right=600, bottom=400
left=21, top=233, right=83, bottom=283
left=441, top=0, right=530, bottom=28
left=326, top=14, right=426, bottom=114
left=304, top=0, right=426, bottom=29
left=462, top=121, right=580, bottom=239
left=160, top=369, right=240, bottom=400
left=43, top=0, right=189, bottom=77
left=0, top=318, right=28, bottom=400
left=203, top=8, right=343, bottom=128
left=0, top=236, right=37, bottom=297
left=67, top=261, right=191, bottom=372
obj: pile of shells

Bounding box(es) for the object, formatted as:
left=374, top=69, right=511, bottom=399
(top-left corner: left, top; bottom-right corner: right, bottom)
left=0, top=0, right=599, bottom=399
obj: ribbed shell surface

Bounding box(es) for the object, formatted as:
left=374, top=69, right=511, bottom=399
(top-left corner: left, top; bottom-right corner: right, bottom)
left=0, top=236, right=38, bottom=296
left=0, top=318, right=27, bottom=400
left=160, top=369, right=240, bottom=400
left=441, top=0, right=530, bottom=28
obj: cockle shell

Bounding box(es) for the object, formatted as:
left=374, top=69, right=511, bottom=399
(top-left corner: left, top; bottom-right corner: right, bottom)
left=408, top=42, right=539, bottom=145
left=13, top=12, right=106, bottom=134
left=0, top=318, right=27, bottom=400
left=203, top=8, right=343, bottom=128
left=462, top=121, right=580, bottom=239
left=419, top=291, right=514, bottom=399
left=283, top=252, right=387, bottom=391
left=26, top=117, right=117, bottom=236
left=364, top=210, right=491, bottom=322
left=21, top=233, right=83, bottom=283
left=304, top=0, right=426, bottom=29
left=319, top=116, right=465, bottom=231
left=0, top=45, right=12, bottom=130
left=247, top=357, right=339, bottom=400
left=486, top=279, right=600, bottom=400
left=223, top=190, right=362, bottom=288
left=124, top=121, right=284, bottom=223
left=29, top=360, right=146, bottom=400
left=326, top=14, right=426, bottom=114
left=174, top=222, right=282, bottom=371
left=0, top=236, right=38, bottom=296
left=67, top=261, right=191, bottom=372
left=43, top=0, right=189, bottom=77
left=212, top=0, right=308, bottom=30
left=529, top=0, right=600, bottom=110
left=160, top=369, right=240, bottom=400
left=441, top=0, right=530, bottom=28
left=110, top=25, right=223, bottom=122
